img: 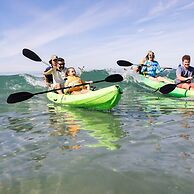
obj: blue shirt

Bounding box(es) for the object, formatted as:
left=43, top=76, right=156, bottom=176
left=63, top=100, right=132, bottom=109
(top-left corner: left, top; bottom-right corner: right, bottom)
left=141, top=60, right=162, bottom=77
left=176, top=64, right=194, bottom=83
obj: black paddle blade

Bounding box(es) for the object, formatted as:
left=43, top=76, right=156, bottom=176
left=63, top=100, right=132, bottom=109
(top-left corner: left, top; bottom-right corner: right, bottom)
left=105, top=74, right=123, bottom=82
left=117, top=60, right=133, bottom=67
left=7, top=92, right=34, bottom=104
left=22, top=48, right=42, bottom=62
left=159, top=84, right=176, bottom=94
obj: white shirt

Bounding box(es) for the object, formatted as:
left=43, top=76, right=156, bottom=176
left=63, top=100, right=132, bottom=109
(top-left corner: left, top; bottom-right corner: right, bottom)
left=52, top=70, right=64, bottom=84
left=60, top=68, right=67, bottom=80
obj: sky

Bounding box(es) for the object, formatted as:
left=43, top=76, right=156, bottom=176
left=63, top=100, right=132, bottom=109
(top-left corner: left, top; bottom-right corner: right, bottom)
left=1, top=0, right=194, bottom=74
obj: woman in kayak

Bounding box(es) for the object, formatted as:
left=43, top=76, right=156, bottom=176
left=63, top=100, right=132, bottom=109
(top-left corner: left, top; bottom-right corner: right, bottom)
left=175, top=55, right=194, bottom=90
left=141, top=50, right=171, bottom=82
left=64, top=67, right=92, bottom=95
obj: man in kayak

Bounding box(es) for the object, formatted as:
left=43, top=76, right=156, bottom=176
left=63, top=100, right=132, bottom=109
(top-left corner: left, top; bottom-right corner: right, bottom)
left=44, top=56, right=67, bottom=86
left=43, top=55, right=65, bottom=94
left=141, top=50, right=171, bottom=83
left=58, top=57, right=67, bottom=80
left=176, top=55, right=194, bottom=90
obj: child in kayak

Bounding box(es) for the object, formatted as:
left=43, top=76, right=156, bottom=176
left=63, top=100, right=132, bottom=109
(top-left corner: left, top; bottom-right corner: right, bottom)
left=141, top=50, right=171, bottom=83
left=64, top=67, right=92, bottom=95
left=175, top=55, right=194, bottom=90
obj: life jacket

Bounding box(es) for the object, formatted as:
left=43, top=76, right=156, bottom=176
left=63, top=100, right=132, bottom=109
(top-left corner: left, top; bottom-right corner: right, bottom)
left=66, top=76, right=87, bottom=93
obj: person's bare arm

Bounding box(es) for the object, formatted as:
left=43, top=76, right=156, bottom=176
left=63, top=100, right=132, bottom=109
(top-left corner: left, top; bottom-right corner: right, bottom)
left=43, top=68, right=53, bottom=75
left=177, top=74, right=192, bottom=81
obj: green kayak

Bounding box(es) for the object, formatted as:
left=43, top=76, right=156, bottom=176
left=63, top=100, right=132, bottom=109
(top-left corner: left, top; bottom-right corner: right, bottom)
left=128, top=71, right=194, bottom=98
left=47, top=85, right=122, bottom=110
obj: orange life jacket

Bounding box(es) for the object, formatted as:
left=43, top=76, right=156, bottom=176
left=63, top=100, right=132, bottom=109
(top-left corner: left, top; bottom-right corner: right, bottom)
left=66, top=76, right=87, bottom=93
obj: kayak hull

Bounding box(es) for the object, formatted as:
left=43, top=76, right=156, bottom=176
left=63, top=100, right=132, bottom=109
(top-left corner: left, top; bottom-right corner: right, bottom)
left=47, top=85, right=122, bottom=110
left=129, top=72, right=194, bottom=98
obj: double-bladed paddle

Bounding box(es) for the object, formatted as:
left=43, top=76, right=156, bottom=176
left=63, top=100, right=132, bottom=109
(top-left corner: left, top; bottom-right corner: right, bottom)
left=22, top=48, right=50, bottom=66
left=117, top=60, right=172, bottom=70
left=7, top=74, right=123, bottom=104
left=159, top=79, right=191, bottom=94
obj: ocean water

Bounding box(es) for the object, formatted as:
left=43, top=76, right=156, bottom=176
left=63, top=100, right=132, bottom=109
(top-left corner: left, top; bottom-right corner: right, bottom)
left=0, top=70, right=194, bottom=194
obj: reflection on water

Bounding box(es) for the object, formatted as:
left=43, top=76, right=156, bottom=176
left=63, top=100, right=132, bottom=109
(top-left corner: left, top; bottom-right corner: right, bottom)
left=1, top=84, right=194, bottom=194
left=8, top=116, right=33, bottom=132
left=118, top=88, right=194, bottom=177
left=47, top=104, right=124, bottom=150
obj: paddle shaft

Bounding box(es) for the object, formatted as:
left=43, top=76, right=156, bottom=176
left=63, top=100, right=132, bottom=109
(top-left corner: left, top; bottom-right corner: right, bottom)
left=42, top=61, right=50, bottom=67
left=133, top=64, right=172, bottom=70
left=36, top=73, right=122, bottom=95
left=117, top=60, right=172, bottom=70
left=34, top=80, right=104, bottom=96
left=7, top=80, right=104, bottom=103
left=7, top=73, right=123, bottom=103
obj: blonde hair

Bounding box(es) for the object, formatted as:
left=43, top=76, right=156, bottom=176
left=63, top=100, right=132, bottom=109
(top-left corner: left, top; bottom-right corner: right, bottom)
left=65, top=67, right=76, bottom=77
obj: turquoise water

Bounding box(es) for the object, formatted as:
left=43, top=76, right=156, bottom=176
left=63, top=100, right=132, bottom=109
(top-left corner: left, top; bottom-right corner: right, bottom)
left=0, top=70, right=194, bottom=194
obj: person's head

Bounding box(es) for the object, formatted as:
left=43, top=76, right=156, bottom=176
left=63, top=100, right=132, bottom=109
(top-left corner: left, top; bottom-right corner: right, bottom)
left=146, top=50, right=155, bottom=61
left=49, top=55, right=58, bottom=66
left=58, top=57, right=65, bottom=69
left=182, top=55, right=191, bottom=69
left=65, top=67, right=76, bottom=77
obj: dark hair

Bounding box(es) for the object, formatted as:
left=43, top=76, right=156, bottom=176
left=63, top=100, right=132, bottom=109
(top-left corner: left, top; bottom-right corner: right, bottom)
left=182, top=55, right=190, bottom=62
left=58, top=57, right=65, bottom=62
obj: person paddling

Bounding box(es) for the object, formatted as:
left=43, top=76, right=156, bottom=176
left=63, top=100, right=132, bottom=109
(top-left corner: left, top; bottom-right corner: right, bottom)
left=141, top=50, right=171, bottom=83
left=43, top=55, right=64, bottom=94
left=175, top=55, right=194, bottom=90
